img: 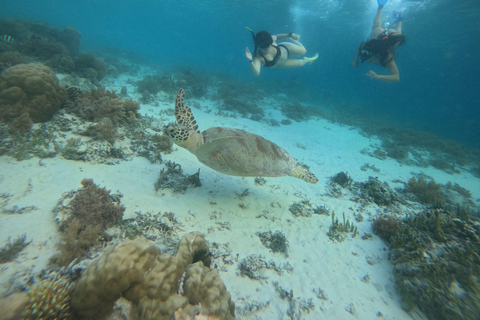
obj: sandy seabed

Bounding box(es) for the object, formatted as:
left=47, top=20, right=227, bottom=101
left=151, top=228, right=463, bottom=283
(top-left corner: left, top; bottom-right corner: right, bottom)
left=1, top=73, right=479, bottom=320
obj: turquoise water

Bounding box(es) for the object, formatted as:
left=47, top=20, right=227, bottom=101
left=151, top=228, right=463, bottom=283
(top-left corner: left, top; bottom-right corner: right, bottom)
left=1, top=0, right=479, bottom=147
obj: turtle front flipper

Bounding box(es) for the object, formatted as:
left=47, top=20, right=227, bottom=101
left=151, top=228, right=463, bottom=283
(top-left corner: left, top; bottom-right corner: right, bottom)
left=291, top=164, right=318, bottom=184
left=175, top=88, right=200, bottom=134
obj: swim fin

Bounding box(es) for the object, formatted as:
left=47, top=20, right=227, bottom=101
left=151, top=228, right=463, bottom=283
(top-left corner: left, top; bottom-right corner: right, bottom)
left=393, top=10, right=406, bottom=22
left=377, top=0, right=388, bottom=8
left=303, top=53, right=319, bottom=65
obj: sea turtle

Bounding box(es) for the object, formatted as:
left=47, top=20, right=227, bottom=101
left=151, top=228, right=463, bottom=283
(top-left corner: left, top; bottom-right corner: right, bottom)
left=163, top=89, right=318, bottom=184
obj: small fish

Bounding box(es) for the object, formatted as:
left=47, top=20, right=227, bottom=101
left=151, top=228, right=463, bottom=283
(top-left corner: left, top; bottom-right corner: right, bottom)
left=0, top=34, right=15, bottom=44
left=169, top=74, right=174, bottom=80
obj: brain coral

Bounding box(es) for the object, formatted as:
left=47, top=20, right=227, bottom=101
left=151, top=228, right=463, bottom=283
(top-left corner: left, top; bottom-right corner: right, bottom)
left=0, top=63, right=67, bottom=124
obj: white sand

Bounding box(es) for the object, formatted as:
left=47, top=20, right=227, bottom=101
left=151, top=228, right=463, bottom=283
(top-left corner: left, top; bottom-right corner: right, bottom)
left=1, top=82, right=479, bottom=320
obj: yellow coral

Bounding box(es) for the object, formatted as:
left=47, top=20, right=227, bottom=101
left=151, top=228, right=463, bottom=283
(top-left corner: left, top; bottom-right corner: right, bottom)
left=22, top=277, right=72, bottom=320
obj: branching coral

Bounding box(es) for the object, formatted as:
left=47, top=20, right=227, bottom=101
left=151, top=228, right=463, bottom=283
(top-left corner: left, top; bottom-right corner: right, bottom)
left=327, top=211, right=358, bottom=242
left=54, top=178, right=125, bottom=266
left=257, top=230, right=289, bottom=254
left=71, top=232, right=235, bottom=320
left=330, top=171, right=353, bottom=188
left=386, top=208, right=480, bottom=319
left=372, top=215, right=400, bottom=242
left=404, top=176, right=444, bottom=205
left=0, top=63, right=67, bottom=128
left=154, top=161, right=202, bottom=194
left=66, top=87, right=140, bottom=144
left=358, top=176, right=399, bottom=206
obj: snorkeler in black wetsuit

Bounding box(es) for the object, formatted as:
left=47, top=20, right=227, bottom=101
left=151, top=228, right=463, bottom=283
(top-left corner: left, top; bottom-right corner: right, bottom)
left=245, top=29, right=318, bottom=77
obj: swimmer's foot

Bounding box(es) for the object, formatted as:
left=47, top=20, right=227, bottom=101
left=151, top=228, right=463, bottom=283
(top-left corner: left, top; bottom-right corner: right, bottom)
left=393, top=10, right=406, bottom=22
left=303, top=53, right=318, bottom=65
left=377, top=0, right=388, bottom=8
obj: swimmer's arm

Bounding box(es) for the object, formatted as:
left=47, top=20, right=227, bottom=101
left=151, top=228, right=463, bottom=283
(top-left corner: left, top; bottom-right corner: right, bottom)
left=249, top=57, right=262, bottom=77
left=274, top=33, right=300, bottom=41
left=245, top=47, right=261, bottom=77
left=352, top=43, right=364, bottom=68
left=376, top=60, right=400, bottom=82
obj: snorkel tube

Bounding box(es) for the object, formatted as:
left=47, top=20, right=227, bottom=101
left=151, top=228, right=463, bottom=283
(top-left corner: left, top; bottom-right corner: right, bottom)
left=246, top=26, right=258, bottom=55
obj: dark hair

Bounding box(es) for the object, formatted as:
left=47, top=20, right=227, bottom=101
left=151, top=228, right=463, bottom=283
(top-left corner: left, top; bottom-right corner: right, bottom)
left=363, top=33, right=406, bottom=66
left=255, top=31, right=273, bottom=49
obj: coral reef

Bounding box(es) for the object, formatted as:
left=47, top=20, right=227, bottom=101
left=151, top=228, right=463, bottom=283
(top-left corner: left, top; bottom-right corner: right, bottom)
left=383, top=143, right=409, bottom=160
left=0, top=63, right=68, bottom=127
left=281, top=103, right=326, bottom=122
left=0, top=18, right=81, bottom=73
left=330, top=171, right=353, bottom=188
left=273, top=282, right=316, bottom=319
left=237, top=254, right=293, bottom=280
left=220, top=97, right=264, bottom=118
left=66, top=86, right=140, bottom=144
left=74, top=53, right=107, bottom=81
left=288, top=200, right=316, bottom=218
left=0, top=233, right=30, bottom=264
left=356, top=176, right=399, bottom=207
left=71, top=232, right=235, bottom=320
left=136, top=74, right=176, bottom=96
left=327, top=211, right=358, bottom=242
left=372, top=215, right=400, bottom=242
left=177, top=69, right=209, bottom=98
left=404, top=176, right=444, bottom=205
left=151, top=133, right=173, bottom=154
left=68, top=87, right=140, bottom=125
left=53, top=178, right=125, bottom=266
left=256, top=231, right=289, bottom=255
left=0, top=123, right=59, bottom=160
left=378, top=207, right=480, bottom=319
left=22, top=276, right=73, bottom=320
left=154, top=161, right=202, bottom=194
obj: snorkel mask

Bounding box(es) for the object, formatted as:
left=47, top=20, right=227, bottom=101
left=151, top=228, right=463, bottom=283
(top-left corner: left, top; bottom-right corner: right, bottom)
left=360, top=43, right=373, bottom=62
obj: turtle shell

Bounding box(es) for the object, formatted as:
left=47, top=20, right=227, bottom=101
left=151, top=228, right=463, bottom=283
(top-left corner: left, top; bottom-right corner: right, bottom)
left=194, top=127, right=298, bottom=177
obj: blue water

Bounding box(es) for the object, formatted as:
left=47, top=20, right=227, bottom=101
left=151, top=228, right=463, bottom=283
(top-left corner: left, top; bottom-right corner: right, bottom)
left=1, top=0, right=479, bottom=148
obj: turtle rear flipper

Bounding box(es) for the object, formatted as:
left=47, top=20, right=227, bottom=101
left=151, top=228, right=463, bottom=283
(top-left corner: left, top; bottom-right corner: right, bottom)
left=174, top=88, right=200, bottom=134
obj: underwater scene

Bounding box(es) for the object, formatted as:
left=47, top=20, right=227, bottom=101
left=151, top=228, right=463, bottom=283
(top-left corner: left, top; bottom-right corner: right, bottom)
left=0, top=0, right=479, bottom=319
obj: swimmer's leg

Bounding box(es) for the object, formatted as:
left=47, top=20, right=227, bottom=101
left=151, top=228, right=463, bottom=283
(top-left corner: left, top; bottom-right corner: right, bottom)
left=395, top=21, right=403, bottom=34
left=282, top=55, right=318, bottom=68
left=393, top=10, right=405, bottom=33
left=372, top=6, right=384, bottom=30
left=282, top=40, right=306, bottom=57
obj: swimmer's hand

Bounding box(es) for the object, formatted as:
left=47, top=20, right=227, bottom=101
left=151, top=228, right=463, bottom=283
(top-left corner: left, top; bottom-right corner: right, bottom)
left=367, top=70, right=379, bottom=79
left=352, top=59, right=359, bottom=68
left=290, top=33, right=300, bottom=41
left=245, top=47, right=253, bottom=62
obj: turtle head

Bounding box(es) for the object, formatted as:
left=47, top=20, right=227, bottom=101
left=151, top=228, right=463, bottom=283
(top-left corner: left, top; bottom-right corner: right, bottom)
left=291, top=164, right=319, bottom=184
left=163, top=123, right=204, bottom=152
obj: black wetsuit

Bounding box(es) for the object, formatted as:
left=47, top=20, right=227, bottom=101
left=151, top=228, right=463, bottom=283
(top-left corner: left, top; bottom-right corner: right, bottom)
left=258, top=44, right=290, bottom=67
